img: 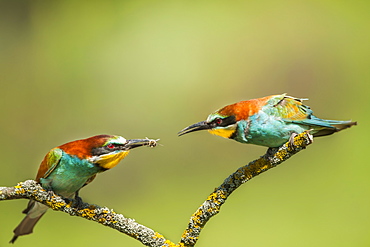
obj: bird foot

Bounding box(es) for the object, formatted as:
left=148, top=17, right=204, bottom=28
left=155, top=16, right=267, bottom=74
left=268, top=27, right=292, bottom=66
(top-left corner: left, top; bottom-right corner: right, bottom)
left=65, top=191, right=85, bottom=209
left=288, top=132, right=299, bottom=149
left=72, top=195, right=85, bottom=209
left=267, top=147, right=279, bottom=156
left=66, top=195, right=84, bottom=209
left=288, top=130, right=314, bottom=149
left=304, top=129, right=314, bottom=145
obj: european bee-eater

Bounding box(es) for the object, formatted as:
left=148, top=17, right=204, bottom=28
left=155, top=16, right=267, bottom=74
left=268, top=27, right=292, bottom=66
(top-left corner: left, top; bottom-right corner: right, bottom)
left=178, top=94, right=356, bottom=147
left=10, top=135, right=158, bottom=243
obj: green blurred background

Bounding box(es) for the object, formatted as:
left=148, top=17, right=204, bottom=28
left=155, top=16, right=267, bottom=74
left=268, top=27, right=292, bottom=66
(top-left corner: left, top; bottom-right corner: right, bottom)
left=0, top=1, right=368, bottom=246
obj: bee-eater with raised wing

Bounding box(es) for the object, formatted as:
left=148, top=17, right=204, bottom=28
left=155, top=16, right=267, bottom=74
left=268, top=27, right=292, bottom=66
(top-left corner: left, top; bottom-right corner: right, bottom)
left=10, top=135, right=158, bottom=243
left=178, top=94, right=356, bottom=147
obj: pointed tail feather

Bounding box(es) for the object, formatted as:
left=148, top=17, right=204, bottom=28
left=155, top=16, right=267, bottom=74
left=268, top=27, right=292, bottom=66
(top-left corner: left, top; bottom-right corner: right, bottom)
left=10, top=200, right=48, bottom=243
left=313, top=120, right=357, bottom=137
left=330, top=120, right=357, bottom=131
left=10, top=214, right=45, bottom=243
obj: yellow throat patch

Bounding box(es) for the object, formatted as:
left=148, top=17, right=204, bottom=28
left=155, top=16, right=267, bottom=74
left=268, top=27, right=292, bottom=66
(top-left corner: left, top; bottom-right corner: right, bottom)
left=208, top=129, right=235, bottom=139
left=98, top=151, right=130, bottom=169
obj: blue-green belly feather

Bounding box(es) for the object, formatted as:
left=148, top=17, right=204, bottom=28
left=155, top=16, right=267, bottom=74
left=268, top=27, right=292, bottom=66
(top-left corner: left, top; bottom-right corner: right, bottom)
left=41, top=153, right=101, bottom=198
left=234, top=112, right=307, bottom=147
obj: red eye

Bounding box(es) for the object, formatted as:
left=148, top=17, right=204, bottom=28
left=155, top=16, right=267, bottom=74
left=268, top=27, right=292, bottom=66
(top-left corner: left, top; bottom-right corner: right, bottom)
left=107, top=143, right=115, bottom=149
left=215, top=118, right=222, bottom=125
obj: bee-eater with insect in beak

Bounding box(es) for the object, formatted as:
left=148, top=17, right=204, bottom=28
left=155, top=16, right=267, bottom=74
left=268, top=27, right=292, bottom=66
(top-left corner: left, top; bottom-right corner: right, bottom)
left=10, top=135, right=158, bottom=243
left=178, top=94, right=356, bottom=147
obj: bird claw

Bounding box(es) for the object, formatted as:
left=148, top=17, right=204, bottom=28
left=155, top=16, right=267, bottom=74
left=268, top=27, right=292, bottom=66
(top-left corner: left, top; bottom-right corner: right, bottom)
left=72, top=196, right=84, bottom=209
left=288, top=130, right=314, bottom=148
left=70, top=190, right=85, bottom=209
left=288, top=132, right=299, bottom=148
left=304, top=129, right=314, bottom=145
left=267, top=147, right=279, bottom=156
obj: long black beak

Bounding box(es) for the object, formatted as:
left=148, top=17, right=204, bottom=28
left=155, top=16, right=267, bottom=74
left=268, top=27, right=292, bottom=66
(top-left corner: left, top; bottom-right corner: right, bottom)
left=178, top=121, right=211, bottom=136
left=125, top=138, right=158, bottom=149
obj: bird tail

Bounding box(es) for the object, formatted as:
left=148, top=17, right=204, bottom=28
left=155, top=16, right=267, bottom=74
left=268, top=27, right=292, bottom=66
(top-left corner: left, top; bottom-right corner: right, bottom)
left=311, top=118, right=357, bottom=137
left=10, top=200, right=48, bottom=244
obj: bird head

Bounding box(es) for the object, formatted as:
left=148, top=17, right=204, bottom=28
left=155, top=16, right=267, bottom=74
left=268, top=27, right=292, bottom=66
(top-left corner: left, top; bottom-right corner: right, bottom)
left=178, top=111, right=238, bottom=139
left=59, top=135, right=157, bottom=170
left=178, top=99, right=263, bottom=139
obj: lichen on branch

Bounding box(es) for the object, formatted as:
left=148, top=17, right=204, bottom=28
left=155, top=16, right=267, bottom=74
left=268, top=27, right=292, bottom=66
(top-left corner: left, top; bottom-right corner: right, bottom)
left=1, top=132, right=312, bottom=246
left=180, top=131, right=313, bottom=246
left=0, top=180, right=174, bottom=247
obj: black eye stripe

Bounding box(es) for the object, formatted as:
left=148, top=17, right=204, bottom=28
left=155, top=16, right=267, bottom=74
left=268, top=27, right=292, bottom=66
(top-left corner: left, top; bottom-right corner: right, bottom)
left=91, top=144, right=124, bottom=156
left=212, top=116, right=236, bottom=127
left=105, top=143, right=124, bottom=149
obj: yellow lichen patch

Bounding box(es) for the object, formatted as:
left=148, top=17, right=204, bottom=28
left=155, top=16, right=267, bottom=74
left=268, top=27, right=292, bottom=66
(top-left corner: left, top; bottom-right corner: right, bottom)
left=275, top=149, right=288, bottom=161
left=259, top=164, right=270, bottom=170
left=14, top=184, right=26, bottom=194
left=235, top=167, right=250, bottom=180
left=66, top=200, right=73, bottom=207
left=163, top=239, right=177, bottom=246
left=291, top=132, right=310, bottom=148
left=78, top=208, right=97, bottom=219
left=191, top=209, right=204, bottom=226
left=206, top=191, right=226, bottom=206
left=293, top=134, right=305, bottom=145
left=192, top=218, right=202, bottom=226
left=180, top=232, right=188, bottom=240
left=46, top=198, right=65, bottom=210
left=217, top=190, right=227, bottom=199
left=97, top=209, right=118, bottom=223
left=153, top=232, right=164, bottom=239
left=15, top=188, right=25, bottom=194
left=207, top=207, right=219, bottom=214
left=244, top=159, right=271, bottom=177
left=206, top=192, right=218, bottom=202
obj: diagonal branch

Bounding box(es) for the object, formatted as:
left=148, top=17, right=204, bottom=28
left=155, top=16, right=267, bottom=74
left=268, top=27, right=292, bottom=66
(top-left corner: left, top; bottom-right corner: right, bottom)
left=0, top=132, right=312, bottom=246
left=179, top=131, right=313, bottom=246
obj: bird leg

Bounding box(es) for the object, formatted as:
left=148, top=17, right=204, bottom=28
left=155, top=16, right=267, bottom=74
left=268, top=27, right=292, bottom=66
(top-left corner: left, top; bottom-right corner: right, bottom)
left=304, top=129, right=314, bottom=144
left=288, top=132, right=299, bottom=149
left=288, top=130, right=314, bottom=149
left=267, top=147, right=279, bottom=156
left=72, top=190, right=84, bottom=209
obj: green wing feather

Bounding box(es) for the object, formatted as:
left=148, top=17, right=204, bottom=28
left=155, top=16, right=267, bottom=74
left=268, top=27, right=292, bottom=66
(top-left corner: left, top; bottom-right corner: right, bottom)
left=265, top=94, right=356, bottom=136
left=43, top=148, right=63, bottom=179
left=266, top=94, right=313, bottom=121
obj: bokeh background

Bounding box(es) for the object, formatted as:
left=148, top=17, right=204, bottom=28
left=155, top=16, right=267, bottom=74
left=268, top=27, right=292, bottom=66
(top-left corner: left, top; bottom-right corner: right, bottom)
left=0, top=1, right=368, bottom=246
